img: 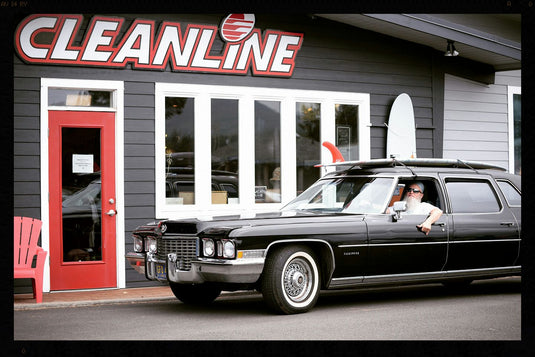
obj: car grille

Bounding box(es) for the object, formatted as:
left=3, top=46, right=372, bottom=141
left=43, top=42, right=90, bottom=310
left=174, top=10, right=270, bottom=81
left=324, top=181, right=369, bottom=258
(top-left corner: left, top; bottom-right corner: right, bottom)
left=157, top=235, right=198, bottom=271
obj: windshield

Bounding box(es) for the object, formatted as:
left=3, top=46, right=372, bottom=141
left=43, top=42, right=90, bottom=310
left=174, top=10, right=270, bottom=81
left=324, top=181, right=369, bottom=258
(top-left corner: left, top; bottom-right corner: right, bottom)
left=282, top=176, right=394, bottom=214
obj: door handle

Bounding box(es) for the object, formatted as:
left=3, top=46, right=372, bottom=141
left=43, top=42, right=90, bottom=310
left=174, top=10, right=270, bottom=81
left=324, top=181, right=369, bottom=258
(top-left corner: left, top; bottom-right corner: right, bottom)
left=500, top=222, right=515, bottom=227
left=106, top=209, right=117, bottom=217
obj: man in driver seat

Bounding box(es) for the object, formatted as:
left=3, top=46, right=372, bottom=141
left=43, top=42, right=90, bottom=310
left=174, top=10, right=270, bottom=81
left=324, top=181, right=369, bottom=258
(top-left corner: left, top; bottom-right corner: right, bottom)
left=387, top=181, right=443, bottom=235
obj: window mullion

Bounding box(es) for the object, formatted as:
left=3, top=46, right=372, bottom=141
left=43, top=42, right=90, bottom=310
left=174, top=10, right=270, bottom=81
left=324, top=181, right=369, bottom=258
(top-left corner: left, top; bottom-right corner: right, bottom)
left=195, top=93, right=212, bottom=209
left=239, top=95, right=255, bottom=209
left=321, top=99, right=335, bottom=174
left=280, top=97, right=296, bottom=203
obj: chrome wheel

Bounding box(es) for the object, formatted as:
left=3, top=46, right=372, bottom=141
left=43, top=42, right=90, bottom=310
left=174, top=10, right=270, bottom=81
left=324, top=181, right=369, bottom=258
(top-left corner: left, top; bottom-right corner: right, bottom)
left=283, top=256, right=314, bottom=304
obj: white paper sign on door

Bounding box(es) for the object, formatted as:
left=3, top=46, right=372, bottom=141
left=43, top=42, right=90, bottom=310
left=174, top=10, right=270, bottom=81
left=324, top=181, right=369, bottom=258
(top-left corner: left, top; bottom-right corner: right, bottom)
left=73, top=154, right=94, bottom=173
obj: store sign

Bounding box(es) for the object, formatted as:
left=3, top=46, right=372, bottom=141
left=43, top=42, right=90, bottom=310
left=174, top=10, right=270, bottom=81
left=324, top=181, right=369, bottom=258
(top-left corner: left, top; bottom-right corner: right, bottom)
left=15, top=14, right=304, bottom=77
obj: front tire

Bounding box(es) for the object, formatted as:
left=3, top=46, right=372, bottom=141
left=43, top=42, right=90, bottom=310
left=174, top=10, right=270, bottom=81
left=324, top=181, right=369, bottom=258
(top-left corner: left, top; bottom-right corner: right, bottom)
left=261, top=245, right=321, bottom=314
left=169, top=282, right=221, bottom=305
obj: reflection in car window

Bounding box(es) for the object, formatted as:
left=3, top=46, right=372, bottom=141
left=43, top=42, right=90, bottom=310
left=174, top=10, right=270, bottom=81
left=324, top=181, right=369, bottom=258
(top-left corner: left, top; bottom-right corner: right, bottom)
left=446, top=180, right=500, bottom=213
left=497, top=180, right=521, bottom=206
left=282, top=177, right=394, bottom=214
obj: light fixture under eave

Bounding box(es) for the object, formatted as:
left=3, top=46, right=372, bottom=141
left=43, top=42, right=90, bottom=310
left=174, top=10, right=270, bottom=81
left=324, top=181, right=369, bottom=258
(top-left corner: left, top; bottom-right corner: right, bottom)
left=444, top=40, right=459, bottom=57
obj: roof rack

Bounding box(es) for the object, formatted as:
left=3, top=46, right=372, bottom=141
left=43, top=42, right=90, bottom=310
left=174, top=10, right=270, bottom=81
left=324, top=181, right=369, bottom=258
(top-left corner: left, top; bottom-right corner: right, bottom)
left=319, top=158, right=507, bottom=171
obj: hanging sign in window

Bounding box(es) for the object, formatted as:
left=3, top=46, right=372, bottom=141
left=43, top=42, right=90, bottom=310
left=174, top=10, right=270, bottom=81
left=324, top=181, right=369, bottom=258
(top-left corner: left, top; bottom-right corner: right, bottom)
left=72, top=154, right=94, bottom=173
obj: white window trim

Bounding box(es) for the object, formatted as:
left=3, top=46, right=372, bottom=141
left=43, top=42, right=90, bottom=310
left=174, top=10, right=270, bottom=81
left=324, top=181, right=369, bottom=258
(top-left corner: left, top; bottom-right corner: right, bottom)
left=507, top=86, right=521, bottom=173
left=155, top=83, right=370, bottom=220
left=40, top=78, right=125, bottom=291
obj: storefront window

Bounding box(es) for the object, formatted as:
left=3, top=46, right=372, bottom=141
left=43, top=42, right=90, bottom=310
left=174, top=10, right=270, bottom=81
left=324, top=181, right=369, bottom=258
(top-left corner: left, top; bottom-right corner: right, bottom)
left=165, top=97, right=195, bottom=205
left=255, top=100, right=281, bottom=203
left=211, top=99, right=239, bottom=204
left=155, top=83, right=370, bottom=219
left=335, top=104, right=359, bottom=161
left=296, top=102, right=321, bottom=195
left=49, top=89, right=112, bottom=107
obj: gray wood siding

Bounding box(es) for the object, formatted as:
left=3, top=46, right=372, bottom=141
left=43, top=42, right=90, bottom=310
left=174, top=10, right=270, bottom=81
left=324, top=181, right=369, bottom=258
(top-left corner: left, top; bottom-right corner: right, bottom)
left=443, top=72, right=519, bottom=170
left=13, top=14, right=442, bottom=288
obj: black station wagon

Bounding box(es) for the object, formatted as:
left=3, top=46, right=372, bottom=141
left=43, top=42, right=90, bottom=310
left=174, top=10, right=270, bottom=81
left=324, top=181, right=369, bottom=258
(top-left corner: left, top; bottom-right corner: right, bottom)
left=126, top=158, right=521, bottom=314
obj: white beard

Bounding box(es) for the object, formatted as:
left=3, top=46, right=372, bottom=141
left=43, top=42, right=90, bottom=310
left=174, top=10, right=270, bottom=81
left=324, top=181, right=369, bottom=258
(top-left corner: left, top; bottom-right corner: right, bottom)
left=405, top=196, right=421, bottom=212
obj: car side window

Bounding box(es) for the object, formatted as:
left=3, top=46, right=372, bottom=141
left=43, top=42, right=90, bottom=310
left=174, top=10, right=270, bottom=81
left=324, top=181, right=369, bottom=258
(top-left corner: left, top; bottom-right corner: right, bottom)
left=497, top=180, right=521, bottom=206
left=390, top=178, right=443, bottom=210
left=445, top=179, right=501, bottom=213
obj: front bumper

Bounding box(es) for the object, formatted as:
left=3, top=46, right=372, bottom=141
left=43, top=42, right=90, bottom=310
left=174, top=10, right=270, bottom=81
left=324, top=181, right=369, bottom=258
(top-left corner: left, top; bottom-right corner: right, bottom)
left=126, top=252, right=146, bottom=275
left=127, top=251, right=265, bottom=284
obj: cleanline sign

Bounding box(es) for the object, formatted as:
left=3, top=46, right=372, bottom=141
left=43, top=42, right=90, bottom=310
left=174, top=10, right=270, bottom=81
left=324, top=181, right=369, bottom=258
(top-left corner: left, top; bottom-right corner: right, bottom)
left=15, top=14, right=304, bottom=77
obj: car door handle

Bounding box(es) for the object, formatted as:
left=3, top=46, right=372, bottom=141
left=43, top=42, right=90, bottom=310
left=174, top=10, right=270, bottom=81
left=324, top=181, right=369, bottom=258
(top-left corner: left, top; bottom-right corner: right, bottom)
left=500, top=222, right=515, bottom=227
left=433, top=222, right=446, bottom=227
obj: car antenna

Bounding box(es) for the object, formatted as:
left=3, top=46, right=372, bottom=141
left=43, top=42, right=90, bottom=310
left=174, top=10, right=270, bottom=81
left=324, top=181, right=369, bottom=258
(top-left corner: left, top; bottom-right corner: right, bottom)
left=391, top=157, right=417, bottom=176
left=456, top=159, right=479, bottom=173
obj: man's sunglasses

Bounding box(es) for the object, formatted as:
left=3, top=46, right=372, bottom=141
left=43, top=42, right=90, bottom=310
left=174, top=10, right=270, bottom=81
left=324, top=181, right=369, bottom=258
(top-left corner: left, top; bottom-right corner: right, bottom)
left=406, top=188, right=422, bottom=193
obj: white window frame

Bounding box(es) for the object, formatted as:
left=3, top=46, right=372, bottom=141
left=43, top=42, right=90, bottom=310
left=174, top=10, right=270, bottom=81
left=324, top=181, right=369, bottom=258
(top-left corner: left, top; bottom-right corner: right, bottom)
left=507, top=86, right=521, bottom=173
left=155, top=83, right=370, bottom=219
left=40, top=78, right=125, bottom=291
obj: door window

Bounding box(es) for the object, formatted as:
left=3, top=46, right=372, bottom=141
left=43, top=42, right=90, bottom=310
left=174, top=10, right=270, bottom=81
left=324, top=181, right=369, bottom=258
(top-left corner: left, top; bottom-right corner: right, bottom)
left=446, top=180, right=501, bottom=213
left=497, top=180, right=521, bottom=206
left=61, top=128, right=102, bottom=262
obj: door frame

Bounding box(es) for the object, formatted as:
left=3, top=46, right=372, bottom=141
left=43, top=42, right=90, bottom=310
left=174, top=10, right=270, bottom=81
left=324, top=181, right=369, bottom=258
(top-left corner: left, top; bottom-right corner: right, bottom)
left=40, top=78, right=125, bottom=292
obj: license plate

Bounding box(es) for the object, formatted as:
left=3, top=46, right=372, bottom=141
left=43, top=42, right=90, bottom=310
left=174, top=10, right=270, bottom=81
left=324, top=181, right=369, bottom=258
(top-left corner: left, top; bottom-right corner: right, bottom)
left=155, top=263, right=167, bottom=280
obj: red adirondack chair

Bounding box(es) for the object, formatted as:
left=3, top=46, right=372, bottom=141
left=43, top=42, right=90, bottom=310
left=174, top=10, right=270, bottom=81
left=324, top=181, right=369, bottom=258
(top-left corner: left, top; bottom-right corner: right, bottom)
left=14, top=216, right=47, bottom=303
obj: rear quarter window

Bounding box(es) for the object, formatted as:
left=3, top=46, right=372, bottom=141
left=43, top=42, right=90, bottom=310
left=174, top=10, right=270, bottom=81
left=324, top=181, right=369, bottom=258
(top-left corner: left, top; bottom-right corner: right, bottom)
left=446, top=179, right=501, bottom=213
left=497, top=180, right=521, bottom=206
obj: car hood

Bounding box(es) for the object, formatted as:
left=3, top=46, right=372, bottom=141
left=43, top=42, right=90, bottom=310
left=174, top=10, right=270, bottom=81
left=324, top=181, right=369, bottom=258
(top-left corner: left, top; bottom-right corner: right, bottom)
left=151, top=210, right=364, bottom=237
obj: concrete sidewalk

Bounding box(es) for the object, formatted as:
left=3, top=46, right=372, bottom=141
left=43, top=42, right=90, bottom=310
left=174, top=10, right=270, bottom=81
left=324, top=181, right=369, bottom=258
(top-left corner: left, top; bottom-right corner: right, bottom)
left=14, top=285, right=176, bottom=310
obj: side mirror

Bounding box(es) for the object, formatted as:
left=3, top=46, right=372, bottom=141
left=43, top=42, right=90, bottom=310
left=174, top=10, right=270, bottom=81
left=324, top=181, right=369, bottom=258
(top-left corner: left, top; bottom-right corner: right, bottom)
left=392, top=201, right=407, bottom=221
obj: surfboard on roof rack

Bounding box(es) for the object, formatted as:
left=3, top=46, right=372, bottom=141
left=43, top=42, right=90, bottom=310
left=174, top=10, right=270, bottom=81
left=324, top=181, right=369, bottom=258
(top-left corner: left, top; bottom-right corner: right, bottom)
left=317, top=158, right=507, bottom=171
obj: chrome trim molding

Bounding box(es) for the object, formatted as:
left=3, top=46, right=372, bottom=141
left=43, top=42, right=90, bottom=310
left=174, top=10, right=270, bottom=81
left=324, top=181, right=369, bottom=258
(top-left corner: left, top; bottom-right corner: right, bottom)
left=329, top=266, right=521, bottom=289
left=450, top=239, right=521, bottom=244
left=340, top=238, right=520, bottom=249
left=367, top=241, right=448, bottom=247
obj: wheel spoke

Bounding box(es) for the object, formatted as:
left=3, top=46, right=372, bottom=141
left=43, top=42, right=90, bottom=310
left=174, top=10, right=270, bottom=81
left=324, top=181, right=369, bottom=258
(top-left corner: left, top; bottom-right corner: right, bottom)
left=283, top=258, right=312, bottom=302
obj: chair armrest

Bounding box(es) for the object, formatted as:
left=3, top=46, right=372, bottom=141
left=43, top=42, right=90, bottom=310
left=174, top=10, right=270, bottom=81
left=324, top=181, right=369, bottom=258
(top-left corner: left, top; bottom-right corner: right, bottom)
left=35, top=247, right=47, bottom=270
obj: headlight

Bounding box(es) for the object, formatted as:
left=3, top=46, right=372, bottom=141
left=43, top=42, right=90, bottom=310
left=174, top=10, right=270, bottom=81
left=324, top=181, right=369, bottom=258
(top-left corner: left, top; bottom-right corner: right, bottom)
left=222, top=239, right=235, bottom=259
left=203, top=238, right=215, bottom=257
left=145, top=237, right=157, bottom=253
left=133, top=235, right=143, bottom=252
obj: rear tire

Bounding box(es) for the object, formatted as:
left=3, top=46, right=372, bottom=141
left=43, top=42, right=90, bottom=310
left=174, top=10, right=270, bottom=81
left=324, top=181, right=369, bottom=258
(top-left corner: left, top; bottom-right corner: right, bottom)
left=169, top=282, right=221, bottom=304
left=261, top=245, right=321, bottom=314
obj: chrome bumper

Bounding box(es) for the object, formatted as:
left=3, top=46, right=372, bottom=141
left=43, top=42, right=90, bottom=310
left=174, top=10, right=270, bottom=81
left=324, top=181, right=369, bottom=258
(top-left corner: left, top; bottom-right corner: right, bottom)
left=128, top=251, right=265, bottom=284
left=126, top=252, right=146, bottom=275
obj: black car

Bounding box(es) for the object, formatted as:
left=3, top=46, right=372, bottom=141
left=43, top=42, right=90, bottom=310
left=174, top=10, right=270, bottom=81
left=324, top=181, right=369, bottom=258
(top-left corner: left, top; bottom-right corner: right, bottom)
left=126, top=158, right=521, bottom=314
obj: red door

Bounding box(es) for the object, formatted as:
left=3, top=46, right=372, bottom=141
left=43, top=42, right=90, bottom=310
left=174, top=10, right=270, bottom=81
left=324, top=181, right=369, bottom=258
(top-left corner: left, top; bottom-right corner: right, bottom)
left=49, top=110, right=117, bottom=290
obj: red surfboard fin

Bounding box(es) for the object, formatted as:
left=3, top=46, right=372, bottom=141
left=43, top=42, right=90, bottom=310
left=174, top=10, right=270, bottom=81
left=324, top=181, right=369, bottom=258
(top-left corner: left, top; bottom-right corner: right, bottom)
left=315, top=141, right=345, bottom=167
